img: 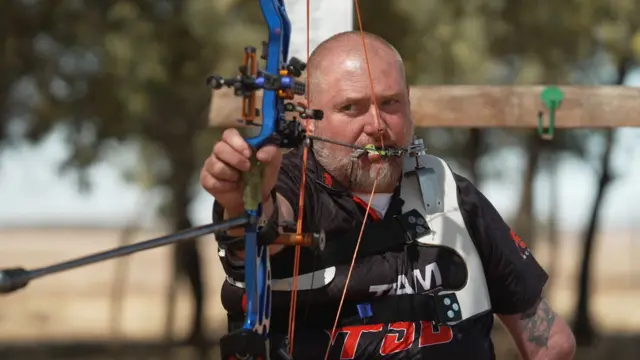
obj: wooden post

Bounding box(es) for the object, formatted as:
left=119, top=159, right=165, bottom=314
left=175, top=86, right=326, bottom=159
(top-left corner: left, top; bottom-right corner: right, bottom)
left=208, top=85, right=640, bottom=129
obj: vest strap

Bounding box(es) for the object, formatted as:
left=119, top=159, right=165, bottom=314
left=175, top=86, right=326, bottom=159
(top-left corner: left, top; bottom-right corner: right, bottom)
left=337, top=290, right=463, bottom=327
left=227, top=290, right=464, bottom=333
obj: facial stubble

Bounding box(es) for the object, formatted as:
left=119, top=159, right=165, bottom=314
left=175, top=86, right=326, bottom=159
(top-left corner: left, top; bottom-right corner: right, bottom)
left=313, top=139, right=403, bottom=193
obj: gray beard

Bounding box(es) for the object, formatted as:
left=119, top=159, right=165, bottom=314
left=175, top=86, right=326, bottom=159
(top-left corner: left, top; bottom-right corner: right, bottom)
left=313, top=141, right=402, bottom=193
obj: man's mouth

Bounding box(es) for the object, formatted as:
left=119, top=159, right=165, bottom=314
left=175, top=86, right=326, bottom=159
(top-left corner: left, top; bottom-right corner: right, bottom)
left=367, top=152, right=383, bottom=163
left=350, top=144, right=402, bottom=161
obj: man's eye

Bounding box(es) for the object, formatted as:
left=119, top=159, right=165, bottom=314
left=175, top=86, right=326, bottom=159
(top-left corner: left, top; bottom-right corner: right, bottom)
left=339, top=104, right=354, bottom=112
left=382, top=99, right=399, bottom=107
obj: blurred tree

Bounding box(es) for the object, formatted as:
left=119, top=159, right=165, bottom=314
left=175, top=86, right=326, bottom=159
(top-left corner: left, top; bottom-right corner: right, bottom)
left=570, top=57, right=634, bottom=346
left=486, top=0, right=640, bottom=248
left=570, top=128, right=616, bottom=346
left=0, top=0, right=252, bottom=345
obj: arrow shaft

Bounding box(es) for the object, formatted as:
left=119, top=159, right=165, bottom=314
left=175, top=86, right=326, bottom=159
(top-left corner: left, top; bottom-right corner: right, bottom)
left=28, top=216, right=249, bottom=281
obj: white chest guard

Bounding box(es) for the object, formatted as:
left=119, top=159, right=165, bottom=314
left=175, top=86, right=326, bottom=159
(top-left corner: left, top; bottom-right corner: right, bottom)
left=400, top=149, right=492, bottom=325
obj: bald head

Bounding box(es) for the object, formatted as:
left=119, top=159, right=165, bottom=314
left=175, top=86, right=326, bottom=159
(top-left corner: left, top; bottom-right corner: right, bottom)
left=305, top=31, right=407, bottom=98
left=309, top=31, right=403, bottom=65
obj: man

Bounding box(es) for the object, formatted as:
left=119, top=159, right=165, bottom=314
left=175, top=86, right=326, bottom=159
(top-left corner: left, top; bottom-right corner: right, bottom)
left=201, top=31, right=576, bottom=360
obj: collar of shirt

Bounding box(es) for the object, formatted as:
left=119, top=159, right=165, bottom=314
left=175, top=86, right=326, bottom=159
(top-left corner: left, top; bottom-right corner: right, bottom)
left=351, top=192, right=393, bottom=219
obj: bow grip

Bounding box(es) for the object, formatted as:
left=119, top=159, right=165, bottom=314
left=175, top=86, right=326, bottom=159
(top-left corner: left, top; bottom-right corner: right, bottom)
left=243, top=156, right=264, bottom=213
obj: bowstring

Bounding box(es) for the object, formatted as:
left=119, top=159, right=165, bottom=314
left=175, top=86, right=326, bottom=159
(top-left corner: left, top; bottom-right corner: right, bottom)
left=324, top=1, right=387, bottom=359
left=286, top=0, right=312, bottom=354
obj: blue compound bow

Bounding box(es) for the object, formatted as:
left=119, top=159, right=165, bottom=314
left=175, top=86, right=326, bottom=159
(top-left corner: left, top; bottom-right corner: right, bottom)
left=205, top=1, right=324, bottom=359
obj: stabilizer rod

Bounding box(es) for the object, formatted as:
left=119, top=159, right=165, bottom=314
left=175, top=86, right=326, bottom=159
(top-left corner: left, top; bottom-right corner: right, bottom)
left=0, top=215, right=249, bottom=295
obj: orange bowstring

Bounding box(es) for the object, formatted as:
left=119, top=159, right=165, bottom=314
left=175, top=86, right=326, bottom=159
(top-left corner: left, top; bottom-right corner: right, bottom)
left=286, top=0, right=384, bottom=357
left=286, top=0, right=312, bottom=355
left=323, top=1, right=385, bottom=359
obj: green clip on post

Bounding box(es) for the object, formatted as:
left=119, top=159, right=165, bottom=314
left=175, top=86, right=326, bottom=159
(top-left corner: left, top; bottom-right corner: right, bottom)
left=537, top=86, right=564, bottom=140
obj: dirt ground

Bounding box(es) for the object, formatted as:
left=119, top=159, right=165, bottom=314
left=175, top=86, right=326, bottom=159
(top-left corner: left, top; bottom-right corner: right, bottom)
left=0, top=227, right=639, bottom=359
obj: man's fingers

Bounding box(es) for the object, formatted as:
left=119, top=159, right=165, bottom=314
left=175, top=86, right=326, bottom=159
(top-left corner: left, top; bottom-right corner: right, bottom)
left=213, top=141, right=251, bottom=172
left=200, top=168, right=239, bottom=193
left=204, top=156, right=242, bottom=182
left=255, top=145, right=281, bottom=165
left=222, top=128, right=252, bottom=158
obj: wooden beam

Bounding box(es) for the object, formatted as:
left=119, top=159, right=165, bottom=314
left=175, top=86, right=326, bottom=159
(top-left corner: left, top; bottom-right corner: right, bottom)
left=208, top=85, right=640, bottom=128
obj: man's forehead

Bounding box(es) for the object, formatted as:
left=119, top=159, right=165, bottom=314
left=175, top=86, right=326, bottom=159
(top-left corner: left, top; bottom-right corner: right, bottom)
left=306, top=34, right=406, bottom=99
left=319, top=51, right=399, bottom=78
left=342, top=57, right=364, bottom=72
left=322, top=70, right=405, bottom=105
left=319, top=54, right=366, bottom=77
left=317, top=41, right=395, bottom=64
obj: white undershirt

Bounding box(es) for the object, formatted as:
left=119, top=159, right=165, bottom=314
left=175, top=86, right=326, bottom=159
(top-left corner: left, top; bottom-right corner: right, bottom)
left=352, top=192, right=393, bottom=218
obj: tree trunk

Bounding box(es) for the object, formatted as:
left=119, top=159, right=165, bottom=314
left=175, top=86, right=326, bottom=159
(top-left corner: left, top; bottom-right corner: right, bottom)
left=544, top=152, right=559, bottom=296
left=571, top=57, right=630, bottom=346
left=466, top=129, right=482, bottom=183
left=514, top=133, right=543, bottom=249
left=571, top=129, right=615, bottom=346
left=163, top=157, right=205, bottom=348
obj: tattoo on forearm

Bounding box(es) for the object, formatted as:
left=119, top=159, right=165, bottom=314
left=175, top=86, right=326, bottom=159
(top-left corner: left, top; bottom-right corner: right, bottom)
left=520, top=298, right=556, bottom=348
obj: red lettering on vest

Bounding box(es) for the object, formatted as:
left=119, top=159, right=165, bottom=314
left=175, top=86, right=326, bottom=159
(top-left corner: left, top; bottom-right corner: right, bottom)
left=510, top=229, right=526, bottom=248
left=330, top=324, right=385, bottom=360
left=379, top=321, right=416, bottom=355
left=418, top=321, right=453, bottom=347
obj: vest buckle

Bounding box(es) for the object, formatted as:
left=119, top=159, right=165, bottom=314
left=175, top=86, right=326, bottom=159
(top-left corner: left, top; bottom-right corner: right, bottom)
left=395, top=209, right=432, bottom=243
left=432, top=292, right=463, bottom=325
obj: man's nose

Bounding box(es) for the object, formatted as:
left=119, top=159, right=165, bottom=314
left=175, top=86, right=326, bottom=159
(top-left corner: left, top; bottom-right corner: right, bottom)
left=362, top=105, right=388, bottom=138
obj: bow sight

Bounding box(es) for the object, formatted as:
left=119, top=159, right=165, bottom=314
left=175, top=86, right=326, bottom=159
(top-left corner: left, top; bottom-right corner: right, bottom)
left=207, top=45, right=323, bottom=150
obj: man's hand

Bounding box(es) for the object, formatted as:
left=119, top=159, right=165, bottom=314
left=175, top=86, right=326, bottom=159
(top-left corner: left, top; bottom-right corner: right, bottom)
left=200, top=128, right=282, bottom=217
left=498, top=297, right=576, bottom=360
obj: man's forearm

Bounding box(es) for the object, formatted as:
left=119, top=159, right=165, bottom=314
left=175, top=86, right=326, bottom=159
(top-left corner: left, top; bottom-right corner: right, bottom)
left=222, top=193, right=295, bottom=259
left=519, top=298, right=575, bottom=359
left=499, top=298, right=576, bottom=360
